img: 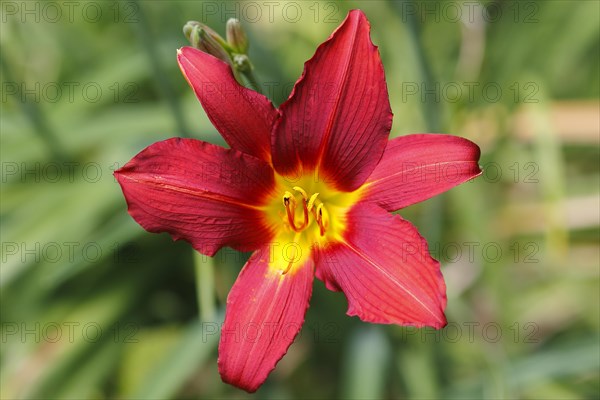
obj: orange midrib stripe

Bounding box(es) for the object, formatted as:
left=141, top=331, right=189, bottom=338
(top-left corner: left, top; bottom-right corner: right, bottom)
left=315, top=17, right=359, bottom=170
left=120, top=173, right=265, bottom=211
left=340, top=238, right=444, bottom=324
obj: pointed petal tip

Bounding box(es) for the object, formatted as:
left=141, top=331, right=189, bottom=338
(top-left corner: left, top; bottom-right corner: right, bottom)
left=363, top=134, right=483, bottom=211
left=113, top=161, right=132, bottom=177
left=315, top=203, right=448, bottom=329
left=347, top=9, right=368, bottom=24
left=177, top=45, right=203, bottom=60
left=176, top=46, right=193, bottom=61
left=114, top=138, right=275, bottom=258
left=217, top=363, right=261, bottom=393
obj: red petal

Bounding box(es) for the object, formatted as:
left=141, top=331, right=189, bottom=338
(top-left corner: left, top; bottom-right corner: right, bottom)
left=314, top=203, right=447, bottom=328
left=363, top=134, right=481, bottom=211
left=177, top=47, right=278, bottom=162
left=218, top=246, right=313, bottom=392
left=114, top=138, right=274, bottom=256
left=272, top=10, right=392, bottom=191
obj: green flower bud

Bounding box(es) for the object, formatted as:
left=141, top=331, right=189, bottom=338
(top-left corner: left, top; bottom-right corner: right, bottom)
left=197, top=27, right=231, bottom=63
left=226, top=18, right=249, bottom=54
left=183, top=21, right=201, bottom=48
left=181, top=19, right=261, bottom=93
left=183, top=20, right=231, bottom=64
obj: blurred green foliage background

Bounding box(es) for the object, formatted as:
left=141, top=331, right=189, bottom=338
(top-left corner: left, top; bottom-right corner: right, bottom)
left=1, top=0, right=598, bottom=398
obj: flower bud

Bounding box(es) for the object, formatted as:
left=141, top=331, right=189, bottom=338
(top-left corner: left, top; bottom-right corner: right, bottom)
left=183, top=21, right=202, bottom=48
left=183, top=21, right=231, bottom=64
left=197, top=28, right=231, bottom=63
left=226, top=18, right=249, bottom=54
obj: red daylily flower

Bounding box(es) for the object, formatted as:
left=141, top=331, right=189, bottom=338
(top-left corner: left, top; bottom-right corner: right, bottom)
left=115, top=10, right=481, bottom=392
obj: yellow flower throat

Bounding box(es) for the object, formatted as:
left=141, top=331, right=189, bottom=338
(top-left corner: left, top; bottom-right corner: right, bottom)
left=262, top=173, right=362, bottom=275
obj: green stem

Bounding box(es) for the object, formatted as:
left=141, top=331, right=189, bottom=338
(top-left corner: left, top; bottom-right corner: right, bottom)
left=229, top=53, right=262, bottom=94
left=194, top=252, right=216, bottom=322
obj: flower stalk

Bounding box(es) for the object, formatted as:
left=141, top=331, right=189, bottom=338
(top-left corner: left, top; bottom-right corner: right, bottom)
left=194, top=252, right=216, bottom=322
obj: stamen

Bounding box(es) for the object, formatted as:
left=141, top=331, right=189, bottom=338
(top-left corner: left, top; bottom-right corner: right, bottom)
left=300, top=198, right=309, bottom=229
left=283, top=191, right=300, bottom=231
left=315, top=203, right=329, bottom=236
left=281, top=233, right=302, bottom=275
left=281, top=259, right=294, bottom=275
left=281, top=187, right=322, bottom=234
left=283, top=188, right=312, bottom=232
left=307, top=193, right=320, bottom=212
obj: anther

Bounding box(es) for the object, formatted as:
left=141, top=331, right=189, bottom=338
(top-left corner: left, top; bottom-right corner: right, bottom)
left=293, top=186, right=308, bottom=200
left=307, top=193, right=320, bottom=212
left=283, top=191, right=295, bottom=207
